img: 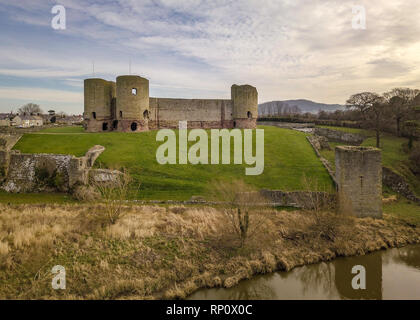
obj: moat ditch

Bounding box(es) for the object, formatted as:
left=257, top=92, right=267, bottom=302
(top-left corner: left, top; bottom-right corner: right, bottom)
left=188, top=244, right=420, bottom=300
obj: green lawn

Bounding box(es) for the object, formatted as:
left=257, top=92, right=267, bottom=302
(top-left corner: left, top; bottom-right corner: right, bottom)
left=318, top=125, right=373, bottom=136
left=0, top=191, right=74, bottom=204
left=12, top=126, right=333, bottom=200
left=384, top=197, right=420, bottom=226
left=39, top=126, right=86, bottom=133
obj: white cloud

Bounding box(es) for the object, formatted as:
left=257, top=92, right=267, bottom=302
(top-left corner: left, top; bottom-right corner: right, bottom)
left=0, top=87, right=82, bottom=104
left=1, top=0, right=420, bottom=112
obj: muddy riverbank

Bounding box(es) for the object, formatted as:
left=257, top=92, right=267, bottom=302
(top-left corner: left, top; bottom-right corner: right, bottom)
left=0, top=204, right=419, bottom=299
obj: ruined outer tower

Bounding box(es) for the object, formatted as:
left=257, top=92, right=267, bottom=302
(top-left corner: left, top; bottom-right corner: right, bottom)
left=115, top=75, right=150, bottom=132
left=231, top=84, right=258, bottom=129
left=335, top=146, right=382, bottom=218
left=83, top=78, right=115, bottom=132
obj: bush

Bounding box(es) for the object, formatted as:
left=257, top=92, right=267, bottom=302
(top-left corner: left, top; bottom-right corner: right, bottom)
left=409, top=143, right=420, bottom=175
left=0, top=166, right=5, bottom=178
left=90, top=168, right=133, bottom=225
left=210, top=179, right=270, bottom=248
left=34, top=167, right=65, bottom=190
left=72, top=185, right=100, bottom=202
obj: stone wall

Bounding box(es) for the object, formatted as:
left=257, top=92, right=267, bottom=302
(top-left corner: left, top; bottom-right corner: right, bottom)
left=0, top=150, right=8, bottom=177
left=148, top=97, right=237, bottom=129
left=258, top=121, right=315, bottom=129
left=335, top=146, right=382, bottom=218
left=0, top=134, right=22, bottom=179
left=382, top=167, right=420, bottom=204
left=1, top=145, right=105, bottom=193
left=259, top=189, right=336, bottom=209
left=314, top=127, right=364, bottom=145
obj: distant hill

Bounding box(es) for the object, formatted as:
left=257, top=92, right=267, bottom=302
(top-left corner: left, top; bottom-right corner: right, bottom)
left=259, top=99, right=345, bottom=115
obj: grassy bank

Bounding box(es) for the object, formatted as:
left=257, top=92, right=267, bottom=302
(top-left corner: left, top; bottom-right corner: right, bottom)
left=12, top=126, right=333, bottom=200
left=0, top=191, right=74, bottom=204
left=0, top=203, right=419, bottom=299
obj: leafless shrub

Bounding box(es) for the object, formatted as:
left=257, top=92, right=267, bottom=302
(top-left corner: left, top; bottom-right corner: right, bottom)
left=293, top=174, right=336, bottom=213
left=293, top=174, right=351, bottom=241
left=90, top=168, right=133, bottom=225
left=72, top=185, right=100, bottom=202
left=210, top=179, right=271, bottom=247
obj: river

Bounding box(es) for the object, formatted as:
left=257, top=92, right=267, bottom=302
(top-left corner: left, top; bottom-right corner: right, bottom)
left=188, top=244, right=420, bottom=300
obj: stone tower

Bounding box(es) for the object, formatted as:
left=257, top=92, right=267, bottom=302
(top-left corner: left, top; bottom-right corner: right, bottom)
left=83, top=78, right=116, bottom=132
left=231, top=84, right=258, bottom=129
left=335, top=146, right=382, bottom=218
left=115, top=75, right=150, bottom=132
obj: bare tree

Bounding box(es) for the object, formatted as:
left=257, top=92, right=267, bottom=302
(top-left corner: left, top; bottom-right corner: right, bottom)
left=383, top=88, right=420, bottom=136
left=18, top=103, right=43, bottom=115
left=346, top=92, right=385, bottom=147
left=345, top=92, right=382, bottom=118
left=368, top=100, right=387, bottom=148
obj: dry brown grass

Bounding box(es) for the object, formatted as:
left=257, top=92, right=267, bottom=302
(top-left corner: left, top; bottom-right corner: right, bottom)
left=0, top=202, right=418, bottom=300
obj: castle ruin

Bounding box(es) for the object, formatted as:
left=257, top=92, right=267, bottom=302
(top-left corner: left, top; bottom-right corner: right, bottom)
left=335, top=146, right=382, bottom=218
left=83, top=75, right=258, bottom=132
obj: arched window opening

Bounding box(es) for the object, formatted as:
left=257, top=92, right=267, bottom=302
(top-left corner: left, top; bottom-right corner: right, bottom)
left=92, top=112, right=96, bottom=119
left=143, top=110, right=150, bottom=120
left=102, top=122, right=108, bottom=131
left=247, top=111, right=252, bottom=119
left=130, top=122, right=137, bottom=131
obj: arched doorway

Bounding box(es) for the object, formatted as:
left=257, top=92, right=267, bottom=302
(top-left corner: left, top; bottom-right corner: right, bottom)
left=130, top=122, right=137, bottom=131
left=102, top=122, right=108, bottom=131
left=112, top=120, right=118, bottom=129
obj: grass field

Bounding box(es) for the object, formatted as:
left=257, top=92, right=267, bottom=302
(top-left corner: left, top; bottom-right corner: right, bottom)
left=318, top=125, right=373, bottom=136
left=40, top=126, right=85, bottom=133
left=0, top=191, right=74, bottom=204
left=12, top=126, right=333, bottom=200
left=384, top=198, right=420, bottom=225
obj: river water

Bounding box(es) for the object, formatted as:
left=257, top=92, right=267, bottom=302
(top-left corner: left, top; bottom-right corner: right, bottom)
left=188, top=245, right=420, bottom=300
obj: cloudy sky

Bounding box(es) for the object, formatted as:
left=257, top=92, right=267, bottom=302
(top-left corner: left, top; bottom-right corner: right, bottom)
left=0, top=0, right=420, bottom=114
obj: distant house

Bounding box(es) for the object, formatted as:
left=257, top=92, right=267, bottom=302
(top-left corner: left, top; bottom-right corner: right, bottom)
left=0, top=114, right=12, bottom=127
left=0, top=114, right=11, bottom=127
left=12, top=115, right=43, bottom=127
left=57, top=115, right=83, bottom=125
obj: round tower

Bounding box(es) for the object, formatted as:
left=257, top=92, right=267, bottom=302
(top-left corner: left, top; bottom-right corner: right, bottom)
left=116, top=75, right=150, bottom=132
left=231, top=84, right=258, bottom=129
left=84, top=78, right=114, bottom=132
